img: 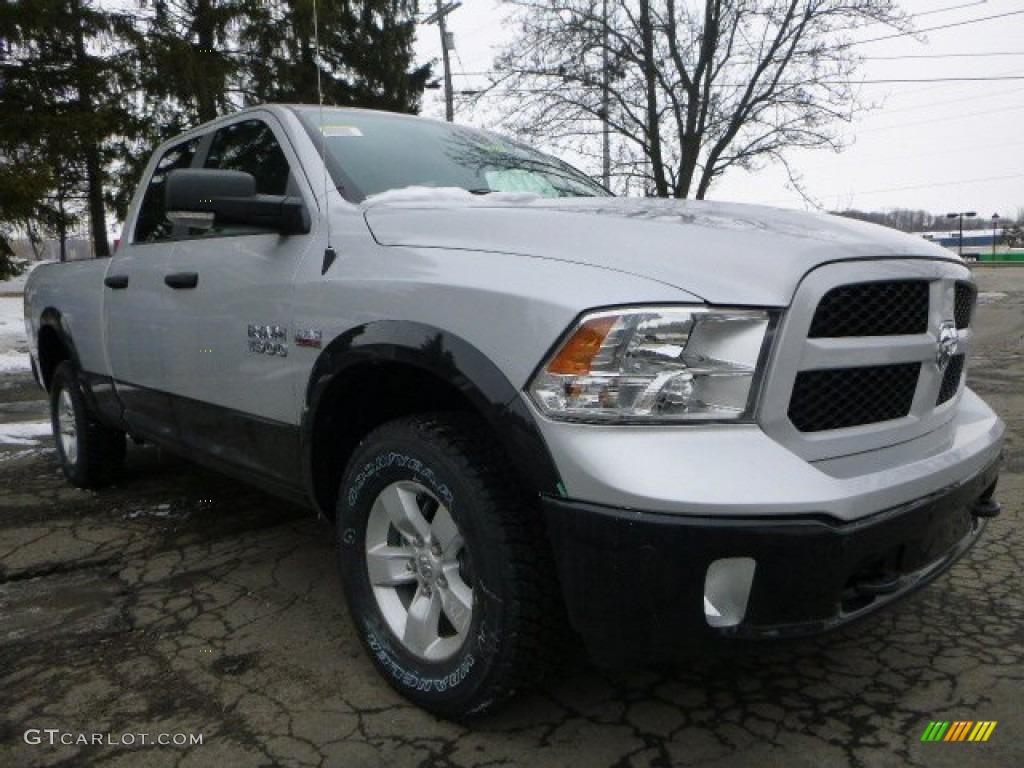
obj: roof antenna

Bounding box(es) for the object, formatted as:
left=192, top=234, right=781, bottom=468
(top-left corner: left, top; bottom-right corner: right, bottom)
left=313, top=0, right=337, bottom=275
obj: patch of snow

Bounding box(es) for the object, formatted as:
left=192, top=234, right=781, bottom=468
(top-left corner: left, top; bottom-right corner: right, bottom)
left=0, top=297, right=27, bottom=337
left=0, top=448, right=47, bottom=463
left=978, top=292, right=1008, bottom=304
left=0, top=351, right=30, bottom=373
left=363, top=185, right=538, bottom=207
left=0, top=297, right=30, bottom=367
left=124, top=503, right=190, bottom=521
left=0, top=420, right=52, bottom=446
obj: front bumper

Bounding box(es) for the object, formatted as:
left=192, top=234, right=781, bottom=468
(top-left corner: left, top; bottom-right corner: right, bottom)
left=543, top=456, right=1001, bottom=666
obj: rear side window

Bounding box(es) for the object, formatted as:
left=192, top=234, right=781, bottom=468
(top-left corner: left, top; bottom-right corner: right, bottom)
left=204, top=119, right=290, bottom=195
left=134, top=137, right=201, bottom=243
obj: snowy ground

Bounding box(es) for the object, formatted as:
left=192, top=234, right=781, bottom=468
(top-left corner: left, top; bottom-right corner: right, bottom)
left=0, top=420, right=52, bottom=445
left=0, top=261, right=47, bottom=373
left=0, top=297, right=30, bottom=372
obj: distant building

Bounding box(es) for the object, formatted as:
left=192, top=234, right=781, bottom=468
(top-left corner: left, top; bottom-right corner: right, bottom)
left=915, top=229, right=1006, bottom=258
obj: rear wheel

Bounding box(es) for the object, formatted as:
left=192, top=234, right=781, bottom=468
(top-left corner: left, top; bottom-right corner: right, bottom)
left=49, top=361, right=126, bottom=487
left=337, top=413, right=561, bottom=718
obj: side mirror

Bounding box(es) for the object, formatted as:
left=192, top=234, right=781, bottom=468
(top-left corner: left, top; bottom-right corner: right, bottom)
left=165, top=169, right=311, bottom=235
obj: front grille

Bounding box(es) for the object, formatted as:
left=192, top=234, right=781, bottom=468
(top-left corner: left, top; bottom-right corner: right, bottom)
left=954, top=282, right=976, bottom=328
left=788, top=363, right=921, bottom=432
left=809, top=280, right=929, bottom=338
left=936, top=354, right=965, bottom=405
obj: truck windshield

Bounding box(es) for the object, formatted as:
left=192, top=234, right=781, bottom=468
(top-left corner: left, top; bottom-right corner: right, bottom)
left=296, top=107, right=611, bottom=201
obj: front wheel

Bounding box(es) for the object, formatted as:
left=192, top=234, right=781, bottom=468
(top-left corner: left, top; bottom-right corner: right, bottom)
left=49, top=361, right=126, bottom=487
left=337, top=413, right=561, bottom=718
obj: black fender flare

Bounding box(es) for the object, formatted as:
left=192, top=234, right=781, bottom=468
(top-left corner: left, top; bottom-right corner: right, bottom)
left=301, top=320, right=563, bottom=508
left=36, top=308, right=124, bottom=428
left=37, top=308, right=81, bottom=385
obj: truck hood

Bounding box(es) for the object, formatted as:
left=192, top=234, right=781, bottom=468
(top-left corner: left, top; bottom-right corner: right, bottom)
left=362, top=193, right=960, bottom=306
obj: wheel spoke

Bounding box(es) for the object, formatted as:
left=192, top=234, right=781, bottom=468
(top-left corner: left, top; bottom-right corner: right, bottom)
left=403, top=589, right=442, bottom=657
left=376, top=483, right=431, bottom=543
left=439, top=570, right=474, bottom=636
left=366, top=544, right=416, bottom=587
left=59, top=390, right=77, bottom=464
left=430, top=504, right=463, bottom=556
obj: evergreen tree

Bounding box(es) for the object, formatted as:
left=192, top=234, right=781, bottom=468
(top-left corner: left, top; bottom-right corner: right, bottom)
left=1, top=0, right=430, bottom=260
left=238, top=1, right=430, bottom=112
left=133, top=0, right=246, bottom=125
left=0, top=0, right=137, bottom=258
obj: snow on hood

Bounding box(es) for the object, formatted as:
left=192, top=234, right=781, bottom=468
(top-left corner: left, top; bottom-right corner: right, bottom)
left=362, top=195, right=960, bottom=306
left=363, top=186, right=539, bottom=206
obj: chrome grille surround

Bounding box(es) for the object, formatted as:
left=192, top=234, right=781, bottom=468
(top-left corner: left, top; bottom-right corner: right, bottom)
left=759, top=260, right=975, bottom=462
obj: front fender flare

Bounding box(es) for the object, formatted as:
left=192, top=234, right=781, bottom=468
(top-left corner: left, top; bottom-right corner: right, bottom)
left=302, top=320, right=563, bottom=506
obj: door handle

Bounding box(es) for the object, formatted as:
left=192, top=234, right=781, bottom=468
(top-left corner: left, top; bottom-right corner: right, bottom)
left=104, top=274, right=129, bottom=289
left=164, top=272, right=199, bottom=289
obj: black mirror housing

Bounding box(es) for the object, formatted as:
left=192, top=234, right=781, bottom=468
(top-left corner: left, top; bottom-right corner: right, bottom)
left=165, top=169, right=311, bottom=235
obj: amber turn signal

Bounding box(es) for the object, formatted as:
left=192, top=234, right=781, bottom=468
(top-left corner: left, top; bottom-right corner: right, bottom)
left=546, top=315, right=617, bottom=375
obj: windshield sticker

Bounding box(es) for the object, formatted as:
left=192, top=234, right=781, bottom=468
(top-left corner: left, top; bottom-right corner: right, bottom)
left=321, top=125, right=364, bottom=138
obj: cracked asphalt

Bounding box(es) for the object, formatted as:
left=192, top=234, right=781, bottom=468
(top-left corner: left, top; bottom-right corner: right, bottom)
left=1, top=267, right=1021, bottom=767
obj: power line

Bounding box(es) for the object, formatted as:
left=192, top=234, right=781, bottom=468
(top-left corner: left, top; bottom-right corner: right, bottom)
left=459, top=75, right=1024, bottom=95
left=833, top=173, right=1023, bottom=198
left=907, top=0, right=991, bottom=19
left=798, top=138, right=1024, bottom=171
left=863, top=51, right=1024, bottom=60
left=855, top=9, right=1024, bottom=46
left=448, top=52, right=1024, bottom=78
left=862, top=64, right=1024, bottom=102
left=852, top=76, right=1024, bottom=83
left=454, top=60, right=1024, bottom=82
left=875, top=83, right=1024, bottom=116
left=762, top=171, right=1023, bottom=205
left=854, top=102, right=1024, bottom=134
left=452, top=7, right=1024, bottom=81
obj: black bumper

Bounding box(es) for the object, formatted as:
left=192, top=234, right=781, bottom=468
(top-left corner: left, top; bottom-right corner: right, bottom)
left=542, top=458, right=1001, bottom=666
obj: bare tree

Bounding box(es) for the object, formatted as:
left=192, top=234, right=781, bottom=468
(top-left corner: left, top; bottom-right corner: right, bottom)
left=1005, top=222, right=1024, bottom=248
left=492, top=0, right=908, bottom=198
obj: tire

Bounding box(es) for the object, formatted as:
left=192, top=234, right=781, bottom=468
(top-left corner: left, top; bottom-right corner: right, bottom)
left=49, top=361, right=126, bottom=488
left=337, top=413, right=561, bottom=718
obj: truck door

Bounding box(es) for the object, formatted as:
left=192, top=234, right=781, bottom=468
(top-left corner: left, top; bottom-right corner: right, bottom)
left=157, top=114, right=318, bottom=486
left=104, top=136, right=203, bottom=441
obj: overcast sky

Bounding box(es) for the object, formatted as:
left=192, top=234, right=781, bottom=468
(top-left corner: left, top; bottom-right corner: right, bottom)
left=414, top=0, right=1023, bottom=219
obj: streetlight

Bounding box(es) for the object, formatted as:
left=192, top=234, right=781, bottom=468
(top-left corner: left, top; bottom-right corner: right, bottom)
left=991, top=213, right=1000, bottom=261
left=946, top=211, right=977, bottom=259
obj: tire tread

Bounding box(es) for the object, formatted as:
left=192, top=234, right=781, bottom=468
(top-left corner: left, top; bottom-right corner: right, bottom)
left=342, top=411, right=567, bottom=717
left=51, top=362, right=126, bottom=488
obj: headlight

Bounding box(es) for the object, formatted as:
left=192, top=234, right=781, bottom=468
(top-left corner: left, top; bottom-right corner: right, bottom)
left=528, top=307, right=772, bottom=422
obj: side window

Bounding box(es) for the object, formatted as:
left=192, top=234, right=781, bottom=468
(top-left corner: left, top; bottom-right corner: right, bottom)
left=133, top=137, right=201, bottom=243
left=204, top=119, right=290, bottom=195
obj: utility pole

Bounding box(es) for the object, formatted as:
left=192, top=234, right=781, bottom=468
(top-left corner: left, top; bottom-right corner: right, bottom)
left=601, top=0, right=610, bottom=188
left=424, top=2, right=461, bottom=122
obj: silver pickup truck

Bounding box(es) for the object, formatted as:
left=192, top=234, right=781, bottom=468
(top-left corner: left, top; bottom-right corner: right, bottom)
left=24, top=105, right=1004, bottom=717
